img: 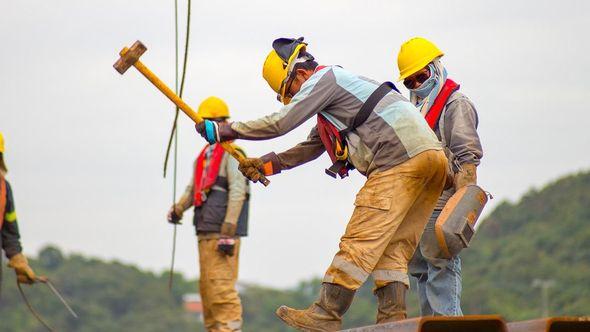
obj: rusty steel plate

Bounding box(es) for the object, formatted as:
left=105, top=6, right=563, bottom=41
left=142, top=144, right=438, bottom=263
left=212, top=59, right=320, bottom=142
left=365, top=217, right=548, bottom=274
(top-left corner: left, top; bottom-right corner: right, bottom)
left=341, top=315, right=507, bottom=332
left=507, top=317, right=590, bottom=332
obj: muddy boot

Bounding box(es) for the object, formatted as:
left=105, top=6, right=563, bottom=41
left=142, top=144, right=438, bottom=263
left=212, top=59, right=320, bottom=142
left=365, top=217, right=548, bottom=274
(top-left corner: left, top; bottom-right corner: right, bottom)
left=276, top=283, right=355, bottom=332
left=375, top=281, right=407, bottom=324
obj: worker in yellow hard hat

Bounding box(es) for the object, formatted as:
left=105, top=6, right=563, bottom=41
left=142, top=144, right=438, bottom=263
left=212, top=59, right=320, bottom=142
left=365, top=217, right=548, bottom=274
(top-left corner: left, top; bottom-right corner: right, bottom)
left=398, top=37, right=483, bottom=317
left=195, top=37, right=449, bottom=331
left=167, top=97, right=250, bottom=332
left=0, top=132, right=37, bottom=297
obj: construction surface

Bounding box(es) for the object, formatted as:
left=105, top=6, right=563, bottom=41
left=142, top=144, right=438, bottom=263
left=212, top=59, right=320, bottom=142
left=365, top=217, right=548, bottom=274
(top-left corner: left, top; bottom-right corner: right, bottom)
left=342, top=316, right=590, bottom=332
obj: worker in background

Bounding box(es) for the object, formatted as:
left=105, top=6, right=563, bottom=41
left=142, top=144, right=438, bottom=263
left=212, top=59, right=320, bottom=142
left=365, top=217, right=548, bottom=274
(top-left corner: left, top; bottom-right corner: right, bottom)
left=167, top=97, right=250, bottom=332
left=195, top=37, right=448, bottom=331
left=398, top=37, right=483, bottom=316
left=0, top=132, right=37, bottom=298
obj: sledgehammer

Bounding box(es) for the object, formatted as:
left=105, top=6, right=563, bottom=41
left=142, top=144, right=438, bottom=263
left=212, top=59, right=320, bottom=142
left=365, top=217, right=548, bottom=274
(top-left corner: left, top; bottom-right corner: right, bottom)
left=113, top=40, right=270, bottom=186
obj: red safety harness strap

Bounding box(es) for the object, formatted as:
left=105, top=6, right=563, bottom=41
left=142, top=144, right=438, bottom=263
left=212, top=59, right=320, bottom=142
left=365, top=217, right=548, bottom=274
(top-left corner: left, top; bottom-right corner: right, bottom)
left=193, top=144, right=225, bottom=206
left=424, top=78, right=460, bottom=130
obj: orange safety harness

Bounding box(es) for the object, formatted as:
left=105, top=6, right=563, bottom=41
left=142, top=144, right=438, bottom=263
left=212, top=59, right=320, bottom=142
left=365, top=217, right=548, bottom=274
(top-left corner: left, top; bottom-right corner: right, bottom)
left=424, top=78, right=460, bottom=130
left=193, top=144, right=225, bottom=206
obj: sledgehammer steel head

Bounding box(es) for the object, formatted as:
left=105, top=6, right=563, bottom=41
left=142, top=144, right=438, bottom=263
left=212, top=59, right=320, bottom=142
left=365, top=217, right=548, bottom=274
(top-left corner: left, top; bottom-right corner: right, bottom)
left=113, top=40, right=147, bottom=74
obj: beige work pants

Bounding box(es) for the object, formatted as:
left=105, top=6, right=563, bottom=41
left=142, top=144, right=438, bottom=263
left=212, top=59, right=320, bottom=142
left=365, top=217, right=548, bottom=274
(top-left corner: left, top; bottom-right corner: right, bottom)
left=323, top=150, right=448, bottom=290
left=198, top=236, right=242, bottom=332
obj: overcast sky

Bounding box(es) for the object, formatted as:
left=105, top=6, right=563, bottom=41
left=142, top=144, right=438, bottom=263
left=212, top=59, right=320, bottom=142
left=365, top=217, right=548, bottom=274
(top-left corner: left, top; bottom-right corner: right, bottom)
left=1, top=0, right=589, bottom=288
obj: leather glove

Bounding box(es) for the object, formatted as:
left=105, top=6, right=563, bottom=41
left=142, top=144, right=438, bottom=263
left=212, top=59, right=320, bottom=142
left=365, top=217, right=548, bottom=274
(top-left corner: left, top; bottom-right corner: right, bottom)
left=8, top=253, right=36, bottom=284
left=195, top=121, right=238, bottom=144
left=167, top=204, right=184, bottom=225
left=238, top=158, right=265, bottom=183
left=454, top=163, right=477, bottom=190
left=217, top=238, right=236, bottom=257
left=444, top=167, right=454, bottom=190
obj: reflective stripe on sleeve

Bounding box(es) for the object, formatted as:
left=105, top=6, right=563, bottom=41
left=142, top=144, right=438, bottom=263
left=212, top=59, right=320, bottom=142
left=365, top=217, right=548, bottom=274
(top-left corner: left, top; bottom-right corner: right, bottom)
left=5, top=210, right=16, bottom=222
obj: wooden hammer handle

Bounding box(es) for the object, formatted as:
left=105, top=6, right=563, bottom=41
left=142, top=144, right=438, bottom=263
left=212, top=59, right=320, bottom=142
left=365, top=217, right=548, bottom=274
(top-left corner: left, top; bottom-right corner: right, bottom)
left=132, top=60, right=270, bottom=186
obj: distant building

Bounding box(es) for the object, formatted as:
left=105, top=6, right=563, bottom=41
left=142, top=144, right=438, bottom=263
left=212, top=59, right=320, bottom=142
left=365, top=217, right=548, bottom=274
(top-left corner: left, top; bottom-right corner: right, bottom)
left=183, top=293, right=203, bottom=322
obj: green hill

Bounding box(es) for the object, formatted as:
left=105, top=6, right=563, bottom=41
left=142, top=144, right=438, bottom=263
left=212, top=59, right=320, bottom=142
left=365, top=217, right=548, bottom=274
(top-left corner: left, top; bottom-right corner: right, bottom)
left=0, top=247, right=199, bottom=331
left=461, top=171, right=590, bottom=319
left=1, top=170, right=589, bottom=330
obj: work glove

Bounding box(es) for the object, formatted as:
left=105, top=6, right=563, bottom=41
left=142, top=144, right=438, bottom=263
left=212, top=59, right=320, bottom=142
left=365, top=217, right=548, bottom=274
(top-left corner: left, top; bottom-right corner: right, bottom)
left=238, top=158, right=265, bottom=183
left=217, top=238, right=236, bottom=257
left=444, top=167, right=454, bottom=190
left=195, top=120, right=238, bottom=144
left=167, top=204, right=184, bottom=225
left=8, top=253, right=37, bottom=284
left=454, top=163, right=477, bottom=190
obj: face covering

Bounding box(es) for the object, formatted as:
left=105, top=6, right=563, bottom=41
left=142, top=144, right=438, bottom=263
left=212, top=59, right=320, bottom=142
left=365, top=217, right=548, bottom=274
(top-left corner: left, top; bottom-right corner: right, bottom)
left=411, top=64, right=437, bottom=99
left=409, top=58, right=447, bottom=115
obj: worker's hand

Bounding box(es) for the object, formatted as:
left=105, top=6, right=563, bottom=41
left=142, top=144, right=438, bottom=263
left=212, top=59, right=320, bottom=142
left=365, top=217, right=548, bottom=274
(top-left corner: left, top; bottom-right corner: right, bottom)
left=217, top=238, right=236, bottom=257
left=220, top=222, right=237, bottom=238
left=444, top=167, right=454, bottom=190
left=195, top=120, right=238, bottom=144
left=8, top=253, right=36, bottom=284
left=238, top=158, right=265, bottom=183
left=454, top=163, right=477, bottom=190
left=167, top=204, right=183, bottom=225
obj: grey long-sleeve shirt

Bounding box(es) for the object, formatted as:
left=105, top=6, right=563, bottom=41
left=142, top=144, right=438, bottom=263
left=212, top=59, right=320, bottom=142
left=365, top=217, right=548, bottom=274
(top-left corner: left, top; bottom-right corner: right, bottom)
left=436, top=91, right=483, bottom=172
left=232, top=66, right=441, bottom=176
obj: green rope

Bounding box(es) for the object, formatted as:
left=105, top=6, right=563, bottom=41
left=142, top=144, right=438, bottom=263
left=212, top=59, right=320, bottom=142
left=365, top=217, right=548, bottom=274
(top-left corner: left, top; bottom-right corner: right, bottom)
left=164, top=0, right=191, bottom=179
left=167, top=0, right=192, bottom=291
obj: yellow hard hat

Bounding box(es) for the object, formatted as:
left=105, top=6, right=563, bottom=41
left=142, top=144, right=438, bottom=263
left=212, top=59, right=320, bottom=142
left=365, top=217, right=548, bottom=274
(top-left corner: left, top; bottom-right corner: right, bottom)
left=397, top=37, right=444, bottom=81
left=197, top=96, right=230, bottom=119
left=0, top=132, right=4, bottom=153
left=262, top=37, right=308, bottom=105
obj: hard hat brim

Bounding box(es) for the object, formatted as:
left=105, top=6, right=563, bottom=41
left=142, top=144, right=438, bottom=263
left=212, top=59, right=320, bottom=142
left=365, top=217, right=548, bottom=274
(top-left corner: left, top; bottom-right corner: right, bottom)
left=397, top=52, right=444, bottom=82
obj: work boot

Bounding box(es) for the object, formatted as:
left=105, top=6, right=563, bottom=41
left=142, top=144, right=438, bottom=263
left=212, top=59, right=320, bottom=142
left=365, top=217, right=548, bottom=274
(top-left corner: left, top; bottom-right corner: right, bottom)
left=276, top=283, right=355, bottom=332
left=375, top=281, right=407, bottom=324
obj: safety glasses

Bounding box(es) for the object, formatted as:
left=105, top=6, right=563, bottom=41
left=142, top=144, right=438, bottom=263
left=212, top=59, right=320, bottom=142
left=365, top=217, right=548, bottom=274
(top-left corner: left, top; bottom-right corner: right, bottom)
left=403, top=68, right=431, bottom=89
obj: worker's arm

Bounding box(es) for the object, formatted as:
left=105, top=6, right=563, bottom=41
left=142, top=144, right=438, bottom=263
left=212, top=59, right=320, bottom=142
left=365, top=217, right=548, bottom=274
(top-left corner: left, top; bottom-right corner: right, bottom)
left=177, top=163, right=196, bottom=212
left=2, top=181, right=22, bottom=259
left=2, top=181, right=36, bottom=284
left=443, top=96, right=483, bottom=188
left=220, top=151, right=248, bottom=238
left=167, top=160, right=196, bottom=224
left=196, top=68, right=337, bottom=144
left=237, top=127, right=325, bottom=182
left=259, top=126, right=326, bottom=175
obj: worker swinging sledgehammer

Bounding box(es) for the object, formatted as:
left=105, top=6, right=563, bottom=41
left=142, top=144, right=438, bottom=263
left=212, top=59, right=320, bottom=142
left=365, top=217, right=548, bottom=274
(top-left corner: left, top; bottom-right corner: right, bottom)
left=194, top=37, right=449, bottom=331
left=167, top=97, right=250, bottom=332
left=0, top=132, right=37, bottom=292
left=399, top=37, right=485, bottom=317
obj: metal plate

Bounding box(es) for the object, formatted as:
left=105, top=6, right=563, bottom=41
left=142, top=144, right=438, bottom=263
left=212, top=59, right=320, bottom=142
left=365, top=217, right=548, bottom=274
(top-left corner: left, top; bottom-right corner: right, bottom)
left=341, top=315, right=507, bottom=332
left=507, top=317, right=590, bottom=332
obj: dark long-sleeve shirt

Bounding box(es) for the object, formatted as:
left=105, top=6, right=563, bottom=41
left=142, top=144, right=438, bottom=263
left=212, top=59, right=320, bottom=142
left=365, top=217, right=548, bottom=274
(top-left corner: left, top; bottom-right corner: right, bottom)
left=1, top=179, right=22, bottom=259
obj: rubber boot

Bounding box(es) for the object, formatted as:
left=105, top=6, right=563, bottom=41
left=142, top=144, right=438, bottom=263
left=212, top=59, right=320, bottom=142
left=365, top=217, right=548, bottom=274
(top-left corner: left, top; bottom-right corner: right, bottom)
left=276, top=283, right=356, bottom=332
left=375, top=281, right=407, bottom=324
